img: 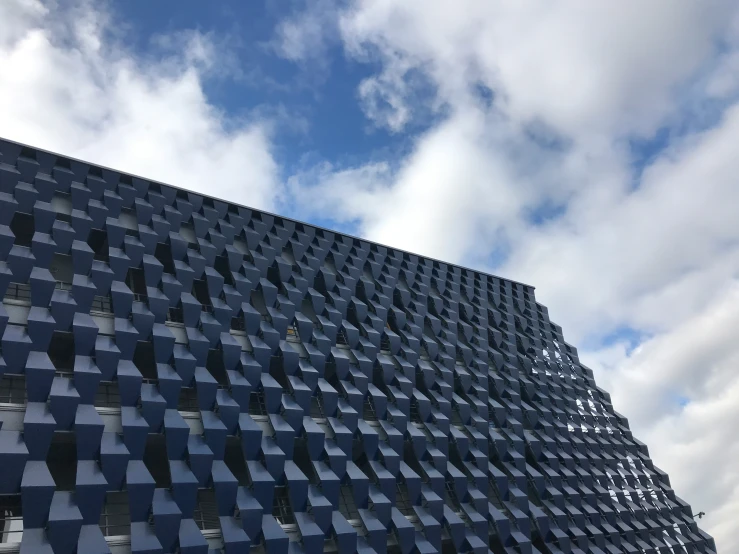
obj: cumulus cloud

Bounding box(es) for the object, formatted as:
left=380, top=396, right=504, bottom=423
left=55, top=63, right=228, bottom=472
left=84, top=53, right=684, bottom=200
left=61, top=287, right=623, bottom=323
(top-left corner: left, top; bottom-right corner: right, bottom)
left=280, top=0, right=739, bottom=549
left=0, top=0, right=281, bottom=211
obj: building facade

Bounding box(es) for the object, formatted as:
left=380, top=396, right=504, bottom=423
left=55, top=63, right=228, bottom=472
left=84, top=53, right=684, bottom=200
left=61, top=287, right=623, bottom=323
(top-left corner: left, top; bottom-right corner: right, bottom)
left=0, top=137, right=715, bottom=554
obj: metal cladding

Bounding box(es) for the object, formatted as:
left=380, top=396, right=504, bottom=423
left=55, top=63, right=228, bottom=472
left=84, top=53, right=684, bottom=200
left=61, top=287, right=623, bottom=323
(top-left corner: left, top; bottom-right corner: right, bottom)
left=0, top=137, right=715, bottom=554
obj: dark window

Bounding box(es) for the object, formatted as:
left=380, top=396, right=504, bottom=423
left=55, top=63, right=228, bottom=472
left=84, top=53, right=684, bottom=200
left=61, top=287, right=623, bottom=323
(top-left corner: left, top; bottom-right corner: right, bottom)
left=47, top=435, right=77, bottom=491
left=224, top=439, right=249, bottom=486
left=88, top=229, right=109, bottom=261
left=10, top=213, right=34, bottom=247
left=94, top=382, right=120, bottom=408
left=363, top=397, right=377, bottom=421
left=193, top=490, right=219, bottom=531
left=54, top=157, right=71, bottom=170
left=19, top=147, right=36, bottom=160
left=48, top=332, right=75, bottom=372
left=133, top=342, right=157, bottom=381
left=249, top=390, right=267, bottom=416
left=3, top=283, right=31, bottom=303
left=272, top=486, right=294, bottom=525
left=143, top=435, right=170, bottom=487
left=338, top=484, right=359, bottom=521
left=192, top=279, right=211, bottom=307
left=310, top=395, right=324, bottom=418
left=126, top=268, right=147, bottom=300
left=0, top=375, right=27, bottom=404
left=206, top=349, right=229, bottom=386
left=154, top=243, right=175, bottom=275
left=0, top=494, right=23, bottom=544
left=177, top=387, right=199, bottom=412
left=395, top=483, right=414, bottom=516
left=99, top=492, right=130, bottom=537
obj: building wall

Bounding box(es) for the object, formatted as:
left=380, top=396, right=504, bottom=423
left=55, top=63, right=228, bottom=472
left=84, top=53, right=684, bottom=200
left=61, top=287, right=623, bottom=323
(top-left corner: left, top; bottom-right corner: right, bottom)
left=0, top=138, right=715, bottom=554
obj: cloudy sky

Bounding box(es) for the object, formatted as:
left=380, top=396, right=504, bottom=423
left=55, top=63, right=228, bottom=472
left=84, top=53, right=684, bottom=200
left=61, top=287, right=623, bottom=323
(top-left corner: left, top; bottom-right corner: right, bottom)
left=2, top=0, right=739, bottom=549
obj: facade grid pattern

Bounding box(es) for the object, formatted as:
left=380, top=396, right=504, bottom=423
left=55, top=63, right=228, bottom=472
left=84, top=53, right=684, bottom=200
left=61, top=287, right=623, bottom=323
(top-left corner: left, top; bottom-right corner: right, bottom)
left=0, top=138, right=715, bottom=554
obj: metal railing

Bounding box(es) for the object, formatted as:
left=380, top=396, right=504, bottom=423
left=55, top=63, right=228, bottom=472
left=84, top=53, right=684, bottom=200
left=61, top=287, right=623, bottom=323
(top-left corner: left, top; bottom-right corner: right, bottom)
left=231, top=316, right=245, bottom=332
left=395, top=484, right=414, bottom=517
left=3, top=283, right=30, bottom=303
left=99, top=492, right=130, bottom=537
left=338, top=484, right=359, bottom=521
left=249, top=390, right=267, bottom=416
left=167, top=307, right=184, bottom=324
left=95, top=382, right=121, bottom=408
left=91, top=295, right=113, bottom=313
left=310, top=396, right=324, bottom=418
left=363, top=397, right=377, bottom=421
left=0, top=496, right=23, bottom=544
left=272, top=487, right=295, bottom=525
left=193, top=490, right=219, bottom=531
left=0, top=376, right=27, bottom=404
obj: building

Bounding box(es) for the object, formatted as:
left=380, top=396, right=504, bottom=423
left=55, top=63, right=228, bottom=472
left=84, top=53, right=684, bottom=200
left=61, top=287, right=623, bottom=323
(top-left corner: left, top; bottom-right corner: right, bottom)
left=0, top=136, right=715, bottom=554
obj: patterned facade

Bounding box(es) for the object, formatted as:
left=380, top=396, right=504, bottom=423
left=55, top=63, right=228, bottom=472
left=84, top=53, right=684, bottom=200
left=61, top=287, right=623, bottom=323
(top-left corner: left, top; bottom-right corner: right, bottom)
left=0, top=137, right=715, bottom=554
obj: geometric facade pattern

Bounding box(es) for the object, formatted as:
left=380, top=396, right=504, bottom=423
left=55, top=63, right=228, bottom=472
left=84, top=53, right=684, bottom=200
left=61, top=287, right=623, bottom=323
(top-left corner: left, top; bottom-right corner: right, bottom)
left=0, top=137, right=715, bottom=554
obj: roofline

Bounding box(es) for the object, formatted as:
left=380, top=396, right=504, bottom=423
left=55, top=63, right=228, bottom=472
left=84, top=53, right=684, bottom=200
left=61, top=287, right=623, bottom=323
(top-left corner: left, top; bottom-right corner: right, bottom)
left=0, top=135, right=534, bottom=290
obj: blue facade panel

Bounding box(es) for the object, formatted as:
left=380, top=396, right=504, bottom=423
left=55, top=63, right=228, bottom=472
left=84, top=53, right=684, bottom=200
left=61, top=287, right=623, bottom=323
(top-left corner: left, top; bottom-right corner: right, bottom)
left=0, top=138, right=715, bottom=554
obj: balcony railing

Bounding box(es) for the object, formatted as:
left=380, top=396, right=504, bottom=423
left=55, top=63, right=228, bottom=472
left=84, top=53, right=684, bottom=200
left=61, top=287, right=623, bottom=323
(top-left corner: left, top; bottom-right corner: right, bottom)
left=272, top=487, right=295, bottom=525
left=99, top=492, right=130, bottom=537
left=0, top=496, right=23, bottom=544
left=3, top=283, right=30, bottom=303
left=167, top=307, right=184, bottom=324
left=286, top=325, right=299, bottom=342
left=192, top=491, right=219, bottom=531
left=91, top=295, right=113, bottom=313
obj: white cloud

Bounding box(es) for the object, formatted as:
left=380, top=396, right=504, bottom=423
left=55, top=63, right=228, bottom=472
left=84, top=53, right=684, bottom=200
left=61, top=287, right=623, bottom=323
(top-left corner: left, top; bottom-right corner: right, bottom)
left=282, top=0, right=739, bottom=549
left=0, top=0, right=281, bottom=211
left=272, top=0, right=339, bottom=64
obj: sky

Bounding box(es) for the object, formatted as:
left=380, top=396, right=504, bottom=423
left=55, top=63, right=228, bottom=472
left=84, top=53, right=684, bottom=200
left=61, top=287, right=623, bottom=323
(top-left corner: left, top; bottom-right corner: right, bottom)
left=1, top=0, right=739, bottom=549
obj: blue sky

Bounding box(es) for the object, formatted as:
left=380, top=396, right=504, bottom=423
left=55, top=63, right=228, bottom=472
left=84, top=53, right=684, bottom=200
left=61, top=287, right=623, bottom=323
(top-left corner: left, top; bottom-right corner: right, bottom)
left=117, top=0, right=408, bottom=175
left=3, top=0, right=739, bottom=548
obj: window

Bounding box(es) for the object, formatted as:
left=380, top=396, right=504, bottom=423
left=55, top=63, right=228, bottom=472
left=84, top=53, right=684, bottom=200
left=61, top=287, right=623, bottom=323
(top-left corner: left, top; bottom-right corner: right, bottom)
left=272, top=486, right=294, bottom=525
left=310, top=395, right=324, bottom=418
left=230, top=316, right=245, bottom=332
left=363, top=397, right=377, bottom=421
left=193, top=490, right=219, bottom=531
left=154, top=243, right=175, bottom=275
left=3, top=283, right=31, bottom=303
left=126, top=268, right=147, bottom=301
left=409, top=401, right=422, bottom=424
left=0, top=495, right=23, bottom=544
left=192, top=280, right=211, bottom=307
left=338, top=484, right=359, bottom=521
left=10, top=213, right=34, bottom=248
left=0, top=376, right=26, bottom=404
left=48, top=332, right=75, bottom=372
left=167, top=307, right=184, bottom=324
left=249, top=390, right=267, bottom=416
left=132, top=342, right=158, bottom=381
left=47, top=435, right=77, bottom=491
left=286, top=324, right=299, bottom=342
left=91, top=295, right=113, bottom=313
left=94, top=382, right=120, bottom=408
left=99, top=492, right=130, bottom=537
left=88, top=229, right=109, bottom=262
left=177, top=387, right=199, bottom=412
left=380, top=334, right=391, bottom=352
left=143, top=436, right=170, bottom=488
left=395, top=483, right=414, bottom=517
